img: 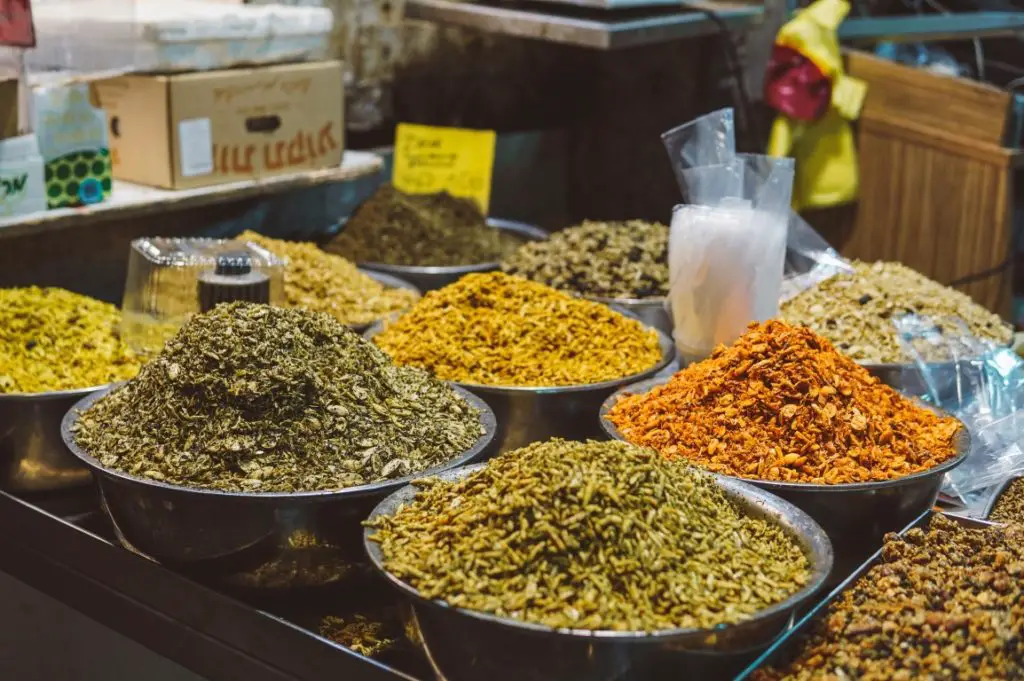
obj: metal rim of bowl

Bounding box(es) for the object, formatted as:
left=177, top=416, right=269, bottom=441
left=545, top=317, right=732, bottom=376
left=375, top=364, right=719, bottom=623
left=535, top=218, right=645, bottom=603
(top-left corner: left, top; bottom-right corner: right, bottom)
left=585, top=294, right=668, bottom=309
left=354, top=218, right=548, bottom=276
left=364, top=312, right=676, bottom=396
left=59, top=383, right=497, bottom=502
left=363, top=462, right=833, bottom=642
left=0, top=383, right=112, bottom=403
left=598, top=375, right=972, bottom=494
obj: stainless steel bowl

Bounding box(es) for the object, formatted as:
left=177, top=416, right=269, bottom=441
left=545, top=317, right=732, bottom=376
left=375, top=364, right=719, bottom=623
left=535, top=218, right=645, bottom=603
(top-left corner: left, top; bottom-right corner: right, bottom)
left=364, top=464, right=833, bottom=681
left=586, top=296, right=671, bottom=339
left=366, top=316, right=675, bottom=455
left=60, top=385, right=497, bottom=590
left=348, top=269, right=421, bottom=335
left=599, top=376, right=971, bottom=582
left=0, top=386, right=109, bottom=492
left=860, top=357, right=985, bottom=404
left=356, top=218, right=548, bottom=292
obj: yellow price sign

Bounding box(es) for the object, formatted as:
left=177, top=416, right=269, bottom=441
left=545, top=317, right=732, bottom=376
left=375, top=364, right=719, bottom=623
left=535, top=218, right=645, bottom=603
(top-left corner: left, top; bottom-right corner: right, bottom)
left=392, top=123, right=497, bottom=213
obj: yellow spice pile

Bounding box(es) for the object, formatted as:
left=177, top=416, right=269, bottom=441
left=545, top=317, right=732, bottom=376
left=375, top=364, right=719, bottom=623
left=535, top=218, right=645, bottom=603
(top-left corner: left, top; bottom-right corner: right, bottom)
left=0, top=287, right=141, bottom=393
left=372, top=272, right=663, bottom=386
left=241, top=231, right=418, bottom=327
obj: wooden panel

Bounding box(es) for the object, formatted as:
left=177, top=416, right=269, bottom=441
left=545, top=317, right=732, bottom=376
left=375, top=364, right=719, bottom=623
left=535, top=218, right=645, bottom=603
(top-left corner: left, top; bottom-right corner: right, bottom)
left=846, top=51, right=1012, bottom=147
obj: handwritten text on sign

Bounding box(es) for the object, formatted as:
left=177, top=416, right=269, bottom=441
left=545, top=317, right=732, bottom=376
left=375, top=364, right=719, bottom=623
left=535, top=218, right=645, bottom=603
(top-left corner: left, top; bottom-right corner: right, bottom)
left=392, top=124, right=496, bottom=213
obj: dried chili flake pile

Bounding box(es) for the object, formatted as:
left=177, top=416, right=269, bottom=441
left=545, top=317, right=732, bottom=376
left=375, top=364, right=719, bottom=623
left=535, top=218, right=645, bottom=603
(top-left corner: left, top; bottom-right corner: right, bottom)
left=605, top=320, right=961, bottom=484
left=753, top=515, right=1024, bottom=681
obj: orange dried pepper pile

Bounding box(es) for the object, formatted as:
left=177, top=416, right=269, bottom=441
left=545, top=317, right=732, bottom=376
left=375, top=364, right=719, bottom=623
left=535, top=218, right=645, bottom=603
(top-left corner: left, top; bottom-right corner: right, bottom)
left=605, top=320, right=962, bottom=484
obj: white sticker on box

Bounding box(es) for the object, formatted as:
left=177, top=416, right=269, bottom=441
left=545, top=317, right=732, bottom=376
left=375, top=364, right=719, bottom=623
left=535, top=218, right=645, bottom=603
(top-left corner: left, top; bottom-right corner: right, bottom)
left=178, top=118, right=214, bottom=177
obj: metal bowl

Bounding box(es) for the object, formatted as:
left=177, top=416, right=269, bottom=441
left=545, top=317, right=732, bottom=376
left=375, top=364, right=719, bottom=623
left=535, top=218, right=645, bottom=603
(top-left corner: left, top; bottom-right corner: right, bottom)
left=860, top=357, right=986, bottom=404
left=355, top=218, right=548, bottom=292
left=586, top=295, right=671, bottom=339
left=366, top=315, right=675, bottom=455
left=60, top=385, right=497, bottom=590
left=0, top=385, right=109, bottom=492
left=599, top=376, right=971, bottom=581
left=348, top=269, right=421, bottom=335
left=364, top=463, right=833, bottom=681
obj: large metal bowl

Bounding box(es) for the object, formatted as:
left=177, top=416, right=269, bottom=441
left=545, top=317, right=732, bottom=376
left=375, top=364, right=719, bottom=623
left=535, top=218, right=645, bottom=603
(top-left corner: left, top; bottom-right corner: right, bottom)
left=60, top=385, right=497, bottom=590
left=366, top=315, right=675, bottom=454
left=600, top=376, right=971, bottom=581
left=860, top=356, right=985, bottom=404
left=355, top=218, right=548, bottom=292
left=586, top=295, right=672, bottom=339
left=0, top=385, right=109, bottom=492
left=348, top=269, right=421, bottom=335
left=364, top=463, right=833, bottom=681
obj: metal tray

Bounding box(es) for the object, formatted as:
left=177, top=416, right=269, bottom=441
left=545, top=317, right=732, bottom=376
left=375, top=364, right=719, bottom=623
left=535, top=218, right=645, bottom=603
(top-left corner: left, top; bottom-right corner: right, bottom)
left=732, top=511, right=1000, bottom=680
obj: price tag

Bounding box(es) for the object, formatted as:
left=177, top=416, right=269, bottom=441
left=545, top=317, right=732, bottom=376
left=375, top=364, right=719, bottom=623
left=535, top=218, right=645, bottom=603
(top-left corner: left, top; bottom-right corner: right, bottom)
left=392, top=123, right=496, bottom=213
left=0, top=0, right=34, bottom=48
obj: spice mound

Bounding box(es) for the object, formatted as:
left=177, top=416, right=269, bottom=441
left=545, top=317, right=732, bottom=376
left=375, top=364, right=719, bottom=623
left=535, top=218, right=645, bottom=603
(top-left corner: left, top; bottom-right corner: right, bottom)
left=325, top=184, right=513, bottom=267
left=368, top=439, right=811, bottom=632
left=72, top=303, right=483, bottom=493
left=754, top=515, right=1024, bottom=681
left=605, top=320, right=961, bottom=484
left=0, top=287, right=141, bottom=394
left=990, top=477, right=1024, bottom=524
left=372, top=272, right=664, bottom=386
left=781, top=261, right=1012, bottom=363
left=240, top=231, right=418, bottom=326
left=502, top=219, right=668, bottom=299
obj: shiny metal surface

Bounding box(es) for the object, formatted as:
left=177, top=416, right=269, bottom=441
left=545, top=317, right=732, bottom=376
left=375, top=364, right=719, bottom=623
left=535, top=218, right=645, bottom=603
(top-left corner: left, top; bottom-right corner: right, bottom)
left=0, top=386, right=104, bottom=492
left=366, top=316, right=675, bottom=454
left=980, top=475, right=1020, bottom=520
left=600, top=376, right=971, bottom=582
left=586, top=296, right=671, bottom=339
left=356, top=218, right=548, bottom=292
left=734, top=511, right=996, bottom=680
left=365, top=464, right=833, bottom=681
left=349, top=269, right=421, bottom=335
left=60, top=386, right=496, bottom=590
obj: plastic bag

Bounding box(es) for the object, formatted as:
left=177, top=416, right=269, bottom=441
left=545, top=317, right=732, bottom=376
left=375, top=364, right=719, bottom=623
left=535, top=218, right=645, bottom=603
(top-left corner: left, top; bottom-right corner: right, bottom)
left=891, top=313, right=1024, bottom=509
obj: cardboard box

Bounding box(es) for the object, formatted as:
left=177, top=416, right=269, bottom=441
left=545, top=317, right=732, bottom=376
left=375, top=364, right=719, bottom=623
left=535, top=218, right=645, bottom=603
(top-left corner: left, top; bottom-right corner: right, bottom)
left=93, top=61, right=345, bottom=190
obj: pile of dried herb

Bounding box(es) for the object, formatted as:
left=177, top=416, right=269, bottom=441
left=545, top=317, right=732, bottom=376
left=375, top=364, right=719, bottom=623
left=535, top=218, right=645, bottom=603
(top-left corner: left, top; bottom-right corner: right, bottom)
left=325, top=184, right=514, bottom=267
left=0, top=287, right=141, bottom=394
left=368, top=439, right=811, bottom=632
left=373, top=272, right=663, bottom=386
left=990, top=478, right=1024, bottom=524
left=781, top=261, right=1012, bottom=363
left=754, top=515, right=1024, bottom=681
left=606, top=320, right=961, bottom=484
left=72, top=303, right=483, bottom=493
left=502, top=219, right=668, bottom=299
left=240, top=231, right=418, bottom=326
left=320, top=613, right=400, bottom=658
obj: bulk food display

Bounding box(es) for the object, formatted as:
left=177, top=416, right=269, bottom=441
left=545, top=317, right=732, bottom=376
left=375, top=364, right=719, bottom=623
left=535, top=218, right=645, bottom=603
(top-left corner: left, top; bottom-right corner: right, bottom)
left=239, top=231, right=419, bottom=328
left=989, top=477, right=1024, bottom=523
left=751, top=516, right=1024, bottom=681
left=781, top=261, right=1012, bottom=363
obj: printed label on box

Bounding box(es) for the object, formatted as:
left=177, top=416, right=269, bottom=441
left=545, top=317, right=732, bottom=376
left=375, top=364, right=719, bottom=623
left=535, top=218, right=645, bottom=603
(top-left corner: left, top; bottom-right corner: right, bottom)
left=392, top=123, right=496, bottom=213
left=179, top=118, right=213, bottom=177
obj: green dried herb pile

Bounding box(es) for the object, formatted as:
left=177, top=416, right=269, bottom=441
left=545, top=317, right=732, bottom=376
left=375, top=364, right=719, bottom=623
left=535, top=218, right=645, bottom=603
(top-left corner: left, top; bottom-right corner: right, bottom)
left=0, top=286, right=141, bottom=393
left=754, top=515, right=1024, bottom=681
left=368, top=439, right=811, bottom=632
left=326, top=184, right=513, bottom=267
left=72, top=302, right=483, bottom=493
left=502, top=219, right=668, bottom=299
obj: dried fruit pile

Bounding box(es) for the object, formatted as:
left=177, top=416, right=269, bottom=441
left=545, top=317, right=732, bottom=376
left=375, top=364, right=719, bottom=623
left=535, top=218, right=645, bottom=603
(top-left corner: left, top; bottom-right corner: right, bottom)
left=605, top=320, right=961, bottom=484
left=781, top=261, right=1012, bottom=363
left=368, top=439, right=811, bottom=632
left=753, top=515, right=1024, bottom=681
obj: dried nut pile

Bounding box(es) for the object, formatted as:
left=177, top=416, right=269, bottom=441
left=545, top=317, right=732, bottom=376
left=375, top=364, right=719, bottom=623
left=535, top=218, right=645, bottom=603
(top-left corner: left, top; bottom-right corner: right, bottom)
left=0, top=287, right=141, bottom=393
left=240, top=231, right=418, bottom=327
left=72, top=303, right=483, bottom=493
left=502, top=219, right=668, bottom=299
left=367, top=439, right=811, bottom=632
left=606, top=320, right=961, bottom=484
left=781, top=261, right=1012, bottom=363
left=754, top=515, right=1024, bottom=681
left=990, top=478, right=1024, bottom=524
left=372, top=272, right=663, bottom=386
left=325, top=184, right=516, bottom=267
